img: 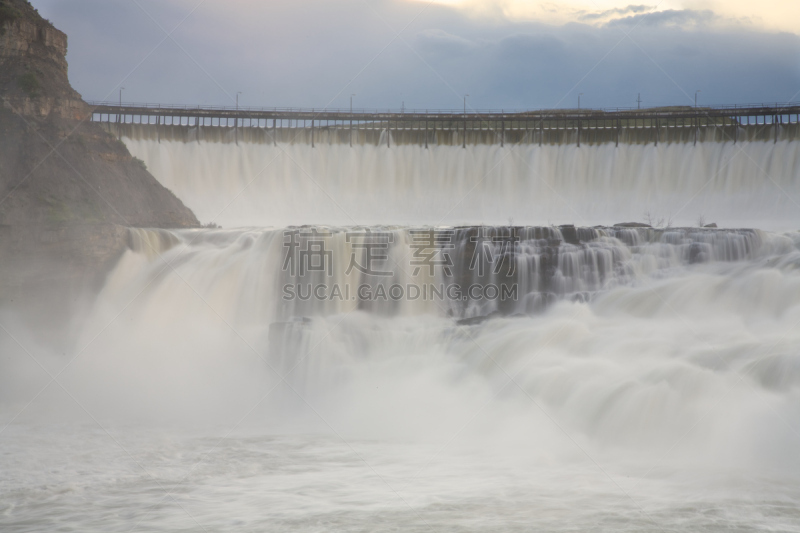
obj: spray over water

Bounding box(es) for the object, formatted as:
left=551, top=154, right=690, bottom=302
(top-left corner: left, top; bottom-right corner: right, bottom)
left=2, top=132, right=800, bottom=531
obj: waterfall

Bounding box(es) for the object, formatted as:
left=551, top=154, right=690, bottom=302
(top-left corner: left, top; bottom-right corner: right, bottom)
left=5, top=118, right=800, bottom=533
left=112, top=225, right=784, bottom=325
left=121, top=129, right=800, bottom=230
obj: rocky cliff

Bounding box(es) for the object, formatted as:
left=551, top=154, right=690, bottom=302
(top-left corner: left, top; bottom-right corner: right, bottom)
left=0, top=0, right=199, bottom=331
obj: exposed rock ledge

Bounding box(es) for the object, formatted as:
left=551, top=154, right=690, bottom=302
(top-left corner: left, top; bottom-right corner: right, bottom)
left=0, top=0, right=199, bottom=333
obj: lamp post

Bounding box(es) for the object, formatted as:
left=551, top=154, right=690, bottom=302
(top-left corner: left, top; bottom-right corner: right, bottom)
left=693, top=90, right=702, bottom=145
left=234, top=92, right=242, bottom=144
left=350, top=94, right=355, bottom=147
left=463, top=94, right=469, bottom=148
left=118, top=87, right=124, bottom=127
left=236, top=91, right=242, bottom=128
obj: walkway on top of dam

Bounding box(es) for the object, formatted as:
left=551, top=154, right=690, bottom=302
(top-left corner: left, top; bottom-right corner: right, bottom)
left=89, top=101, right=800, bottom=124
left=90, top=101, right=800, bottom=147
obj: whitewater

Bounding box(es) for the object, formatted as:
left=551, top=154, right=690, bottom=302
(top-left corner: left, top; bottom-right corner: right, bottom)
left=2, top=134, right=800, bottom=531
left=118, top=126, right=800, bottom=229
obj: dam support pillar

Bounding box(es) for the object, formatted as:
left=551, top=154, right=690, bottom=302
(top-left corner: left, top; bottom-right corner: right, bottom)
left=775, top=115, right=779, bottom=144
left=539, top=118, right=543, bottom=147
left=654, top=118, right=658, bottom=147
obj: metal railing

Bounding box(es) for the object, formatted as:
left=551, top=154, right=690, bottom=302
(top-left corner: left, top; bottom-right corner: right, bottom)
left=85, top=101, right=800, bottom=117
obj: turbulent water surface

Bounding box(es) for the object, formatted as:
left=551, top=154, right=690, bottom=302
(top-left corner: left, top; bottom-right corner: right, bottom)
left=2, top=136, right=800, bottom=531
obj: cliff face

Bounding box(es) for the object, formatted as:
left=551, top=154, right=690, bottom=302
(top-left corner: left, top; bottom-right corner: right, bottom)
left=0, top=3, right=85, bottom=120
left=0, top=0, right=199, bottom=228
left=0, top=0, right=199, bottom=331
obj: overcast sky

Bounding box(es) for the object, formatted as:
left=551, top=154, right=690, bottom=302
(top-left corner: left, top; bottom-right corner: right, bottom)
left=32, top=0, right=800, bottom=111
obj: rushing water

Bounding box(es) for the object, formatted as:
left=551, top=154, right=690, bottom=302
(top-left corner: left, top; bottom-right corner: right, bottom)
left=2, top=135, right=800, bottom=531
left=122, top=132, right=800, bottom=229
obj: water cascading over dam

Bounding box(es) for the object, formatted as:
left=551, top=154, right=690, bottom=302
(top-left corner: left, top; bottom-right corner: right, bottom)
left=5, top=109, right=800, bottom=532
left=68, top=215, right=800, bottom=533
left=113, top=121, right=800, bottom=229
left=119, top=224, right=776, bottom=324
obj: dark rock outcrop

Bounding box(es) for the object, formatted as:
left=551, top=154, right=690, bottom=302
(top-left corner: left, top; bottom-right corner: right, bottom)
left=613, top=222, right=652, bottom=228
left=0, top=0, right=198, bottom=229
left=0, top=0, right=199, bottom=331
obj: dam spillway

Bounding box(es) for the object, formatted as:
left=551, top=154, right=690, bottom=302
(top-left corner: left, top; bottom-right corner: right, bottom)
left=7, top=0, right=800, bottom=527
left=5, top=102, right=800, bottom=531
left=109, top=123, right=800, bottom=229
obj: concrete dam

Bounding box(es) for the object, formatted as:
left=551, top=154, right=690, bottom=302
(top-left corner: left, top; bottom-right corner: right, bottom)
left=91, top=103, right=800, bottom=229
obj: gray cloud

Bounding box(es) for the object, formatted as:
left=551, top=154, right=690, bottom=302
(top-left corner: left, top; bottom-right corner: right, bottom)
left=415, top=28, right=478, bottom=55
left=578, top=4, right=654, bottom=22
left=608, top=9, right=719, bottom=28
left=32, top=0, right=800, bottom=111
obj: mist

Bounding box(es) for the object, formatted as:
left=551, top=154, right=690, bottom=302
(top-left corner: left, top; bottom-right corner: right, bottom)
left=3, top=1, right=800, bottom=530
